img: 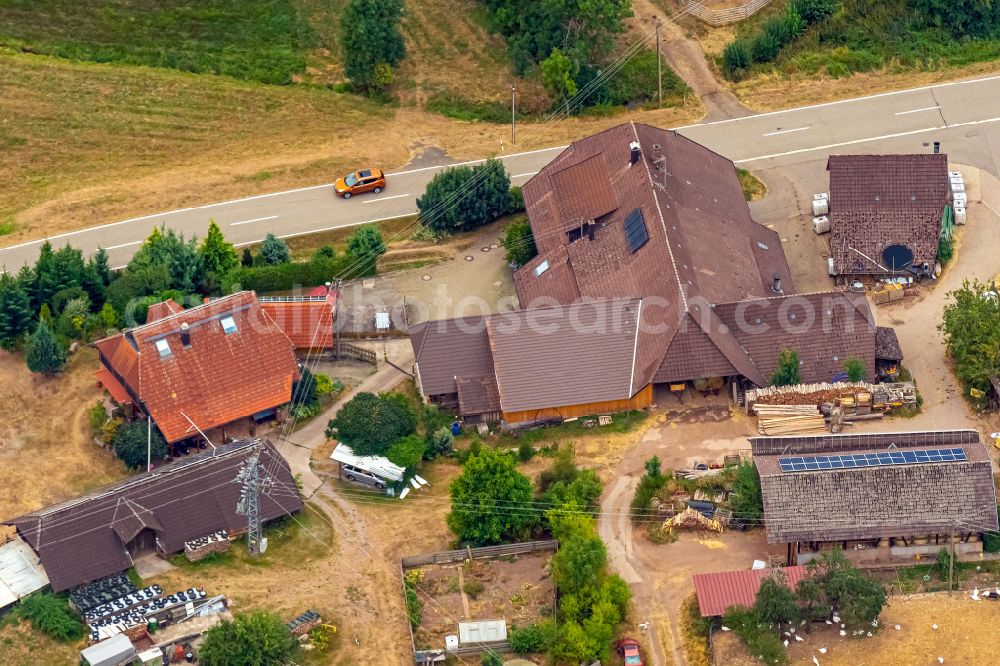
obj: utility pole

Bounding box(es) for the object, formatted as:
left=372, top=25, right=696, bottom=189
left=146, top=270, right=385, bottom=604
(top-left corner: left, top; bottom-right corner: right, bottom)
left=333, top=278, right=343, bottom=361
left=655, top=16, right=662, bottom=107
left=511, top=84, right=517, bottom=145
left=236, top=445, right=271, bottom=557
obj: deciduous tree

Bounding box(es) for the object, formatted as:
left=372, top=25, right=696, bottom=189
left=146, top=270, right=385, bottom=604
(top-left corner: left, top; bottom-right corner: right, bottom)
left=326, top=392, right=415, bottom=456
left=111, top=420, right=168, bottom=470
left=940, top=279, right=1000, bottom=400
left=447, top=448, right=537, bottom=544
left=345, top=224, right=386, bottom=275
left=770, top=348, right=801, bottom=386
left=340, top=0, right=406, bottom=91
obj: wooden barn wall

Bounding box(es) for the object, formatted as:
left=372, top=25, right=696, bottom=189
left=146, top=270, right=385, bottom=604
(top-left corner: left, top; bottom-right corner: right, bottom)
left=502, top=384, right=653, bottom=423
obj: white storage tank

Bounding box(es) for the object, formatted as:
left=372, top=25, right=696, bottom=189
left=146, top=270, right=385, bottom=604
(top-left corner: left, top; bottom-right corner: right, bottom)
left=812, top=196, right=829, bottom=216
left=951, top=180, right=965, bottom=193
left=812, top=215, right=830, bottom=234
left=828, top=257, right=837, bottom=276
left=955, top=206, right=967, bottom=224
left=950, top=170, right=963, bottom=179
left=953, top=192, right=967, bottom=207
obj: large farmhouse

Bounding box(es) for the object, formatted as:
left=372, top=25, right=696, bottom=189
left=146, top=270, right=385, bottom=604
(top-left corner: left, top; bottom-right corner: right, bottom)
left=411, top=122, right=892, bottom=425
left=827, top=153, right=951, bottom=281
left=95, top=292, right=301, bottom=445
left=753, top=430, right=998, bottom=566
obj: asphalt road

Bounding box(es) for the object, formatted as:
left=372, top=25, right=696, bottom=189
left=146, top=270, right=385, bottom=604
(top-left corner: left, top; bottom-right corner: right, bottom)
left=4, top=73, right=1000, bottom=270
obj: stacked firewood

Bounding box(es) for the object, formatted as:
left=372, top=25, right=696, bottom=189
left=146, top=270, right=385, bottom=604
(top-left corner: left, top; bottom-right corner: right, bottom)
left=752, top=404, right=827, bottom=435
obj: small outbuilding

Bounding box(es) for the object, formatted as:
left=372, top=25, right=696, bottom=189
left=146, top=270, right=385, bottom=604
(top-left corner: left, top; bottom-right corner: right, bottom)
left=80, top=633, right=135, bottom=666
left=827, top=153, right=951, bottom=281
left=692, top=566, right=808, bottom=617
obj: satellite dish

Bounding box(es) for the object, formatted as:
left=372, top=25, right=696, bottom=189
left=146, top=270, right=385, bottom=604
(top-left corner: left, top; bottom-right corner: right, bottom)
left=259, top=537, right=268, bottom=554
left=881, top=244, right=914, bottom=270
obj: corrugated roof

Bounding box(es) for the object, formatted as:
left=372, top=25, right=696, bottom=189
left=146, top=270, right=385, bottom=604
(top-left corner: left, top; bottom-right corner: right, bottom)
left=0, top=536, right=49, bottom=609
left=330, top=443, right=405, bottom=482
left=752, top=430, right=998, bottom=543
left=96, top=292, right=300, bottom=443
left=5, top=440, right=301, bottom=592
left=693, top=566, right=808, bottom=617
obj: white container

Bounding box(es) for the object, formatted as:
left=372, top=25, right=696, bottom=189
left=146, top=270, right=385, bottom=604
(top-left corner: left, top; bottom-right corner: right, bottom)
left=812, top=215, right=830, bottom=234
left=955, top=206, right=967, bottom=225
left=828, top=257, right=837, bottom=276
left=951, top=181, right=966, bottom=193
left=812, top=198, right=829, bottom=216
left=953, top=192, right=967, bottom=207
left=813, top=192, right=829, bottom=200
left=950, top=171, right=963, bottom=179
left=951, top=177, right=964, bottom=188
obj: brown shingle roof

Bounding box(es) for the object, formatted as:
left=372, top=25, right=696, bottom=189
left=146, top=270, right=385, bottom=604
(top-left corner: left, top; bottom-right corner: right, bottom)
left=827, top=154, right=948, bottom=275
left=549, top=153, right=618, bottom=227
left=753, top=430, right=998, bottom=543
left=456, top=376, right=501, bottom=416
left=827, top=154, right=949, bottom=210
left=487, top=299, right=643, bottom=412
left=96, top=292, right=300, bottom=443
left=5, top=440, right=301, bottom=592
left=409, top=315, right=494, bottom=398
left=875, top=326, right=903, bottom=361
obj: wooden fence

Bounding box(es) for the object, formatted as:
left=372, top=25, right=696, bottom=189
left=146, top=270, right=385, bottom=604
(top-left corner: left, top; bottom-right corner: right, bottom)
left=336, top=341, right=377, bottom=365
left=401, top=540, right=557, bottom=568
left=686, top=0, right=774, bottom=26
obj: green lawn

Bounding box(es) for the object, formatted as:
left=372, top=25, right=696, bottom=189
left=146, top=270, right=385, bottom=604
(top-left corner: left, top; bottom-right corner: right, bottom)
left=0, top=0, right=331, bottom=84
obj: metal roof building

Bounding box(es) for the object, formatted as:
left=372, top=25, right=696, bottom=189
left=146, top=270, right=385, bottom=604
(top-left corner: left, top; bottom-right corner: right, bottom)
left=0, top=536, right=49, bottom=610
left=692, top=566, right=808, bottom=617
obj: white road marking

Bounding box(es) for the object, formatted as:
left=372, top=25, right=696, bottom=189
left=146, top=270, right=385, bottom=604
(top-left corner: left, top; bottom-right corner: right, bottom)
left=384, top=145, right=566, bottom=177
left=512, top=171, right=538, bottom=178
left=362, top=194, right=410, bottom=204
left=0, top=208, right=195, bottom=251
left=229, top=215, right=278, bottom=226
left=762, top=127, right=810, bottom=137
left=198, top=185, right=331, bottom=208
left=672, top=72, right=1000, bottom=130
left=233, top=212, right=418, bottom=247
left=105, top=240, right=142, bottom=250
left=894, top=106, right=940, bottom=116
left=735, top=115, right=1000, bottom=163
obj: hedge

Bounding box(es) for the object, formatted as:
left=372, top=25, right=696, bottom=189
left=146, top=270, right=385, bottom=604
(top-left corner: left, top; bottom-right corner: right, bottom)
left=223, top=254, right=372, bottom=293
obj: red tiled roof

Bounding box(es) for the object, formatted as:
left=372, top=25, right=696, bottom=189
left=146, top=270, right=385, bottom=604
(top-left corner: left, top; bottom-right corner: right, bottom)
left=94, top=367, right=132, bottom=405
left=145, top=299, right=183, bottom=323
left=96, top=292, right=300, bottom=443
left=693, top=566, right=808, bottom=617
left=259, top=291, right=337, bottom=349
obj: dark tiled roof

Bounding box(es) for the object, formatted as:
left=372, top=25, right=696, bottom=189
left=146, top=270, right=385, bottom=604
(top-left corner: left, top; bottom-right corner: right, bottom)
left=875, top=326, right=903, bottom=361
left=456, top=376, right=501, bottom=415
left=409, top=315, right=494, bottom=398
left=713, top=291, right=876, bottom=386
left=830, top=209, right=942, bottom=275
left=827, top=154, right=949, bottom=210
left=693, top=566, right=809, bottom=617
left=5, top=440, right=301, bottom=592
left=827, top=154, right=948, bottom=275
left=549, top=153, right=618, bottom=227
left=487, top=299, right=643, bottom=412
left=753, top=430, right=998, bottom=543
left=653, top=315, right=737, bottom=384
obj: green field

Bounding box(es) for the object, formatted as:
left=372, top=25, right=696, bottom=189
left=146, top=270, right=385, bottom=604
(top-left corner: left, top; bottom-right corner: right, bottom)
left=0, top=0, right=329, bottom=84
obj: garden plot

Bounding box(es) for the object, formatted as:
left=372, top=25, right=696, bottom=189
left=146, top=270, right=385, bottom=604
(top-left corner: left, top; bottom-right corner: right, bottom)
left=408, top=550, right=555, bottom=651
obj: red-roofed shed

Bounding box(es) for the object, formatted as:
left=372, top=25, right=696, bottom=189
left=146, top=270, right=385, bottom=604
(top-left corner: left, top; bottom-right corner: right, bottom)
left=692, top=566, right=808, bottom=617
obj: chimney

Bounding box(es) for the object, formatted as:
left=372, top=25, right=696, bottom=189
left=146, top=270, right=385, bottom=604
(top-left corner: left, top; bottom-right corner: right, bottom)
left=629, top=140, right=641, bottom=165
left=772, top=274, right=782, bottom=294
left=180, top=322, right=191, bottom=347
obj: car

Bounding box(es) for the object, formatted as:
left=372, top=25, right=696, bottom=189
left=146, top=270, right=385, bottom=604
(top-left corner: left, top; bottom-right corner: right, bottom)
left=341, top=463, right=386, bottom=489
left=334, top=167, right=385, bottom=198
left=617, top=637, right=643, bottom=666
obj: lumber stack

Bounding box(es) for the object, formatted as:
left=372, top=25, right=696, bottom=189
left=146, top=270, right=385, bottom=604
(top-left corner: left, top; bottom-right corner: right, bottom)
left=753, top=404, right=828, bottom=435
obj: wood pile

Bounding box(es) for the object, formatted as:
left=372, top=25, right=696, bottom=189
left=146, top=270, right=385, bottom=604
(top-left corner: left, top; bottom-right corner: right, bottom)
left=753, top=404, right=827, bottom=435
left=747, top=381, right=917, bottom=414
left=662, top=507, right=723, bottom=533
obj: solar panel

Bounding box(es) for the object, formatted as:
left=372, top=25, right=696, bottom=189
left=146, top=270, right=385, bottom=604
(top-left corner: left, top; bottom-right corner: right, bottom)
left=778, top=448, right=967, bottom=473
left=623, top=208, right=648, bottom=253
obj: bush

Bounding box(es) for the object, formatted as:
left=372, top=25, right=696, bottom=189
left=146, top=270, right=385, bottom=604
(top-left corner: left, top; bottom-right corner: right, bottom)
left=326, top=392, right=416, bottom=456
left=87, top=401, right=108, bottom=435
left=346, top=225, right=387, bottom=274
left=722, top=606, right=787, bottom=665
left=507, top=186, right=525, bottom=213
left=426, top=427, right=454, bottom=459
left=793, top=0, right=840, bottom=24
left=462, top=579, right=485, bottom=599
left=509, top=623, right=547, bottom=653
left=17, top=593, right=85, bottom=641
left=518, top=440, right=535, bottom=462
left=404, top=574, right=422, bottom=628
left=844, top=357, right=866, bottom=382
left=112, top=420, right=168, bottom=470
left=448, top=448, right=538, bottom=544
left=481, top=653, right=504, bottom=666
left=723, top=39, right=753, bottom=80
left=630, top=473, right=668, bottom=521
left=314, top=372, right=335, bottom=398
left=730, top=460, right=763, bottom=523
left=938, top=235, right=954, bottom=263
left=199, top=610, right=298, bottom=666
left=225, top=254, right=368, bottom=294
left=386, top=434, right=428, bottom=470
left=770, top=348, right=801, bottom=386
left=501, top=217, right=537, bottom=267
